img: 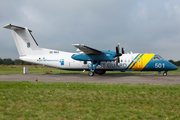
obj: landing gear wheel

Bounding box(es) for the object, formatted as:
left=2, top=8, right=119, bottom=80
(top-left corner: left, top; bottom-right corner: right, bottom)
left=94, top=70, right=106, bottom=75
left=88, top=71, right=94, bottom=76
left=163, top=72, right=167, bottom=76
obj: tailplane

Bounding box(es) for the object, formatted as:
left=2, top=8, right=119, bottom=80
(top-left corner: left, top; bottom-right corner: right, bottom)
left=4, top=24, right=42, bottom=56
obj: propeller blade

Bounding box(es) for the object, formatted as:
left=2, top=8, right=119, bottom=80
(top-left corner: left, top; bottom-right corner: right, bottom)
left=116, top=46, right=119, bottom=54
left=116, top=59, right=118, bottom=66
left=115, top=57, right=119, bottom=66
left=115, top=53, right=122, bottom=57
left=122, top=47, right=124, bottom=54
left=117, top=57, right=120, bottom=63
left=115, top=43, right=122, bottom=66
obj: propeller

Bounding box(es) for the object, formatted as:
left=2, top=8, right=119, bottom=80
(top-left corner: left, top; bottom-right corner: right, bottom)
left=115, top=43, right=125, bottom=66
left=122, top=47, right=124, bottom=54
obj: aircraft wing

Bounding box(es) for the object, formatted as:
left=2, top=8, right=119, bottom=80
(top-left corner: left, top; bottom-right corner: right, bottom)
left=72, top=44, right=103, bottom=54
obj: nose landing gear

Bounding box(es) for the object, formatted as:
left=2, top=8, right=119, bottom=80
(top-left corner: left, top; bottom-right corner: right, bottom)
left=158, top=71, right=168, bottom=76
left=163, top=72, right=167, bottom=76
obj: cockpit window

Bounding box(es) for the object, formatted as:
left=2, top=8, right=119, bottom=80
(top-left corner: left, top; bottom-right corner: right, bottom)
left=153, top=56, right=165, bottom=60
left=153, top=57, right=160, bottom=60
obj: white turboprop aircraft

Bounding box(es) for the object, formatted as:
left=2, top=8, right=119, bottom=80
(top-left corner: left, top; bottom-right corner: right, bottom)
left=4, top=24, right=178, bottom=76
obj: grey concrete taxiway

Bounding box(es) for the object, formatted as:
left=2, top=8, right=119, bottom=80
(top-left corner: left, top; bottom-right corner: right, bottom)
left=0, top=74, right=180, bottom=85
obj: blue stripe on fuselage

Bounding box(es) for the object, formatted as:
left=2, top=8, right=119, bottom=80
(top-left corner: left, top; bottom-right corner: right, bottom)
left=126, top=54, right=140, bottom=69
left=129, top=54, right=143, bottom=70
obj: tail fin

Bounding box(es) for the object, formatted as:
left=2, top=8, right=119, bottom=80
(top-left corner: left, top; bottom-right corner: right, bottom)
left=4, top=24, right=42, bottom=56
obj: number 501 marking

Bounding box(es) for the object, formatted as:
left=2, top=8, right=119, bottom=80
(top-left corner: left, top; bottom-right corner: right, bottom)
left=155, top=63, right=165, bottom=68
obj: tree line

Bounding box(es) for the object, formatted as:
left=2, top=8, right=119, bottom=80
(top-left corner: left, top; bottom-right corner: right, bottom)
left=0, top=58, right=33, bottom=65
left=168, top=60, right=180, bottom=66
left=0, top=58, right=180, bottom=66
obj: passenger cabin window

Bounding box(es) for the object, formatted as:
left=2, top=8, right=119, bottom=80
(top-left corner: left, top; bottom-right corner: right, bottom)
left=121, top=59, right=123, bottom=62
left=54, top=51, right=59, bottom=53
left=84, top=61, right=87, bottom=64
left=153, top=57, right=160, bottom=60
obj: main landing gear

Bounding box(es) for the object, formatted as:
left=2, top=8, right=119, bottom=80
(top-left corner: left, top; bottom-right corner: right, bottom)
left=88, top=61, right=100, bottom=76
left=88, top=70, right=94, bottom=76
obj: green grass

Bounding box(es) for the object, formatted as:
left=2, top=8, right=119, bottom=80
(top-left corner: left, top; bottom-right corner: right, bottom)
left=0, top=65, right=86, bottom=75
left=0, top=82, right=180, bottom=119
left=0, top=65, right=179, bottom=75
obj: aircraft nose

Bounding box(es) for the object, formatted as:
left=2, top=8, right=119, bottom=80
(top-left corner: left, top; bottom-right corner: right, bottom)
left=172, top=64, right=178, bottom=70
left=168, top=62, right=178, bottom=70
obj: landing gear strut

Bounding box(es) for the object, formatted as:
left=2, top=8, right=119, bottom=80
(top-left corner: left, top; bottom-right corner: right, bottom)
left=158, top=71, right=168, bottom=76
left=158, top=71, right=161, bottom=75
left=88, top=61, right=100, bottom=76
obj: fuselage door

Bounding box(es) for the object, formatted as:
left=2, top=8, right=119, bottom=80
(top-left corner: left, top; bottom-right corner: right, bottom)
left=136, top=57, right=143, bottom=69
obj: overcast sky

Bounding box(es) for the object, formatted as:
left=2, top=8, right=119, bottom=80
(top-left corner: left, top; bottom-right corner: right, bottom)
left=0, top=0, right=180, bottom=61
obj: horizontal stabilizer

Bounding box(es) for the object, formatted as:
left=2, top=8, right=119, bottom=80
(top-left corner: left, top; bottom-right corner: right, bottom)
left=4, top=24, right=26, bottom=30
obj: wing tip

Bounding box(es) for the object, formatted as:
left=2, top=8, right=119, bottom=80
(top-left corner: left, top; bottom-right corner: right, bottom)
left=72, top=44, right=84, bottom=46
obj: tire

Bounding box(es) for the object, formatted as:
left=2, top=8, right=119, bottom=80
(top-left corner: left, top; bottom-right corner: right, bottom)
left=163, top=72, right=167, bottom=76
left=94, top=70, right=106, bottom=75
left=88, top=71, right=94, bottom=76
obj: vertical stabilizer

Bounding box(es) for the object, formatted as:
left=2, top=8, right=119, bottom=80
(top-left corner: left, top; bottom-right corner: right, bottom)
left=4, top=24, right=42, bottom=56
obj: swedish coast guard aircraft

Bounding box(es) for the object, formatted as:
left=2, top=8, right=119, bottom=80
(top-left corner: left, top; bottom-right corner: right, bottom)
left=4, top=24, right=178, bottom=76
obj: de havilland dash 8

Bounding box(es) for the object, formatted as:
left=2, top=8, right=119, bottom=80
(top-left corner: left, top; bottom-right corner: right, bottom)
left=4, top=24, right=178, bottom=76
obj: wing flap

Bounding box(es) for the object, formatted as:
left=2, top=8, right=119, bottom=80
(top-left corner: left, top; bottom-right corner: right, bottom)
left=72, top=44, right=103, bottom=54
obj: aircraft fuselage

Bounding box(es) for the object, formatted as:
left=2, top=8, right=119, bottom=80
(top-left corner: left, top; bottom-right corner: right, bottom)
left=20, top=52, right=177, bottom=72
